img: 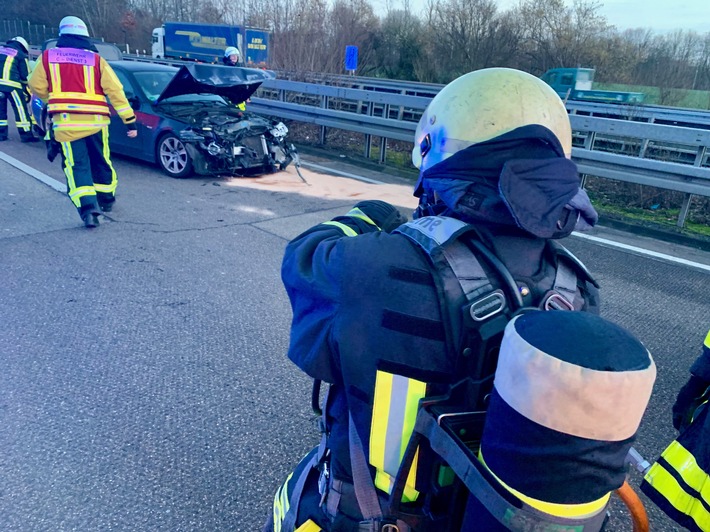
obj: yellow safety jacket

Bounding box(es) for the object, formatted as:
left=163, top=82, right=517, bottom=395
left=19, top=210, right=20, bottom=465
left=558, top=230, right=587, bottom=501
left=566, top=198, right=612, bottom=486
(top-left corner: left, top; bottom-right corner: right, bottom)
left=0, top=42, right=30, bottom=91
left=28, top=48, right=135, bottom=142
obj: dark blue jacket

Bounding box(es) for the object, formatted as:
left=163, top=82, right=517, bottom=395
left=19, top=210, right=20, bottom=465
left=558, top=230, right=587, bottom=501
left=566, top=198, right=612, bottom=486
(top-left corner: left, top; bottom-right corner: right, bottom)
left=281, top=215, right=600, bottom=489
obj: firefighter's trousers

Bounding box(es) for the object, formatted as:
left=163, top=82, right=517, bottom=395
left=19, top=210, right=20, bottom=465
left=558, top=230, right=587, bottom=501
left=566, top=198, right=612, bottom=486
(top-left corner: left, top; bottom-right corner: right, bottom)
left=60, top=127, right=117, bottom=217
left=0, top=89, right=31, bottom=139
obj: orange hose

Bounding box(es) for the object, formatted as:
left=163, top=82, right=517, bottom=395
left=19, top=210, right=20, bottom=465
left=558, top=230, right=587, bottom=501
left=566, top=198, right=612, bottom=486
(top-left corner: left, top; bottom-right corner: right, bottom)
left=615, top=480, right=649, bottom=532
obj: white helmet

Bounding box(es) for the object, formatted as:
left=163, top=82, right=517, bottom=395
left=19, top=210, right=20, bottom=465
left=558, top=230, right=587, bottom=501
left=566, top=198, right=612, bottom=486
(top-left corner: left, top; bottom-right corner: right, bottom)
left=224, top=46, right=240, bottom=58
left=10, top=36, right=29, bottom=53
left=59, top=16, right=90, bottom=37
left=412, top=68, right=572, bottom=172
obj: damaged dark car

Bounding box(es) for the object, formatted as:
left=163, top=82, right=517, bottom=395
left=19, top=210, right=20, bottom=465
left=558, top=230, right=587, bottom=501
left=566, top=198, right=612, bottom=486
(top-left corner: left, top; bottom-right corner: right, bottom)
left=32, top=61, right=299, bottom=178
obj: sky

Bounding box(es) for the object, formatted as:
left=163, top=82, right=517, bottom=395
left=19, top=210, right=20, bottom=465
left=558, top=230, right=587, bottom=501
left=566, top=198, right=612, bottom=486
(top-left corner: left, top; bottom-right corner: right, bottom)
left=371, top=0, right=710, bottom=34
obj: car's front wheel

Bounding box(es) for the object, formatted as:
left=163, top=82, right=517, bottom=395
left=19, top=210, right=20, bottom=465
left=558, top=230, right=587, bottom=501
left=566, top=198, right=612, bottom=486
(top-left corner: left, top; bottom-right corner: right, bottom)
left=157, top=133, right=192, bottom=178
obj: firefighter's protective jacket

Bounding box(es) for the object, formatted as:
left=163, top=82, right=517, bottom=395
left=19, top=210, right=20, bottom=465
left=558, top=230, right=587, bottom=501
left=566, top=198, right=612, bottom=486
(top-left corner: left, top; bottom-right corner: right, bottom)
left=642, top=329, right=710, bottom=532
left=0, top=40, right=30, bottom=92
left=28, top=36, right=135, bottom=143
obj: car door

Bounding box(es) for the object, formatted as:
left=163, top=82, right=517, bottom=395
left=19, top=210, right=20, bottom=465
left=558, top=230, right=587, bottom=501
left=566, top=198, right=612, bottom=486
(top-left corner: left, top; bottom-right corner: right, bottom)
left=108, top=68, right=150, bottom=160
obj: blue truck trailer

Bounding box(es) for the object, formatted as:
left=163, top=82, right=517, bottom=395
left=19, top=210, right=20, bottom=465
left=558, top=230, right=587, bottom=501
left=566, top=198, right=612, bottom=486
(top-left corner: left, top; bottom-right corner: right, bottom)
left=541, top=67, right=645, bottom=104
left=151, top=22, right=270, bottom=66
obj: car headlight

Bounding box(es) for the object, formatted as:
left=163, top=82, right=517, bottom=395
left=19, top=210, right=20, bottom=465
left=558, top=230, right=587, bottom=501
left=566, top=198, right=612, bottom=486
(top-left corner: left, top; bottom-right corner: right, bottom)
left=270, top=122, right=288, bottom=139
left=179, top=129, right=206, bottom=142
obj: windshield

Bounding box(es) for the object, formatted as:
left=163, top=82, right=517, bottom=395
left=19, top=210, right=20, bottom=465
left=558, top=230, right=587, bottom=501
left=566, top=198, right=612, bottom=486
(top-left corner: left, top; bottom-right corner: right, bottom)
left=133, top=71, right=227, bottom=103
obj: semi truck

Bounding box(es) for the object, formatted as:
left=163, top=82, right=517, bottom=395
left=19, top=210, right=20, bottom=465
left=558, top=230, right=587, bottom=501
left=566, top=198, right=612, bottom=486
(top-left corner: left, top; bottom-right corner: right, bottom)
left=541, top=67, right=645, bottom=104
left=151, top=22, right=270, bottom=66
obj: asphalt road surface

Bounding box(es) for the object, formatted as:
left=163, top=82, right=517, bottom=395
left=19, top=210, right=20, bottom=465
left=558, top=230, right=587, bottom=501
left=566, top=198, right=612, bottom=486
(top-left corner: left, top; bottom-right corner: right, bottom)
left=1, top=133, right=709, bottom=531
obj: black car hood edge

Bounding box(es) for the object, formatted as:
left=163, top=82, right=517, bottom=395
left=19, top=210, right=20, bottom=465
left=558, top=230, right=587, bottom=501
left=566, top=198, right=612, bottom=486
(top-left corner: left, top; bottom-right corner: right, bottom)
left=156, top=63, right=275, bottom=104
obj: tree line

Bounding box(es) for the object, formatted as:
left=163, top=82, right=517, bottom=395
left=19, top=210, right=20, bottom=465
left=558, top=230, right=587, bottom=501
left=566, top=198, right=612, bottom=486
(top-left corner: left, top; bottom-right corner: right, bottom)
left=6, top=0, right=710, bottom=100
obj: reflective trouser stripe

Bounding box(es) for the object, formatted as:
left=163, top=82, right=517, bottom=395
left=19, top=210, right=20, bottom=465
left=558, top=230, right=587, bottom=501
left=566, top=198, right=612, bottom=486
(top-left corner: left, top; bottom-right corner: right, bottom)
left=295, top=520, right=321, bottom=532
left=643, top=441, right=710, bottom=530
left=370, top=370, right=426, bottom=502
left=62, top=141, right=89, bottom=208
left=321, top=221, right=358, bottom=236
left=10, top=89, right=30, bottom=130
left=480, top=451, right=610, bottom=518
left=92, top=127, right=117, bottom=195
left=272, top=471, right=293, bottom=532
left=61, top=128, right=117, bottom=210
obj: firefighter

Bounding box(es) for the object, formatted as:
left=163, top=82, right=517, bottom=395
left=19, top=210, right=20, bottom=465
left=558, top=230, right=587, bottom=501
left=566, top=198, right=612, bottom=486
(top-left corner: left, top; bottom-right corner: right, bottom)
left=28, top=16, right=137, bottom=228
left=222, top=46, right=247, bottom=111
left=266, top=68, right=605, bottom=531
left=641, top=328, right=710, bottom=531
left=222, top=46, right=241, bottom=66
left=0, top=36, right=37, bottom=142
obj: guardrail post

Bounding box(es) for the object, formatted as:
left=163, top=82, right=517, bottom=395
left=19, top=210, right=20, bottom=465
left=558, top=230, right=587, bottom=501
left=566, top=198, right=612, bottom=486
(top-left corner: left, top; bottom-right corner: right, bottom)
left=677, top=194, right=693, bottom=228
left=676, top=145, right=709, bottom=227
left=364, top=101, right=373, bottom=159
left=379, top=137, right=387, bottom=164
left=320, top=95, right=328, bottom=145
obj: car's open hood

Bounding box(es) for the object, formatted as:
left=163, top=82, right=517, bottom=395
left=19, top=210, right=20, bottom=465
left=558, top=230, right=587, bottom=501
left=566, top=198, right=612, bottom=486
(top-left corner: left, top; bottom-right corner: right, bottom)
left=156, top=64, right=275, bottom=104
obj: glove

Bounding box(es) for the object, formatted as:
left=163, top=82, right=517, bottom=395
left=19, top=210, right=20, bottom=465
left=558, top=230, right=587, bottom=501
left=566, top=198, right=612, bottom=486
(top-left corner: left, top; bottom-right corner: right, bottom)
left=672, top=375, right=710, bottom=431
left=352, top=200, right=408, bottom=232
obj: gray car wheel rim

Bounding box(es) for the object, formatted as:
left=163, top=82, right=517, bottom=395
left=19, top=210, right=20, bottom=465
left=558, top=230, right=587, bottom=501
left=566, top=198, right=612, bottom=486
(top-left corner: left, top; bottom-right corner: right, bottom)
left=160, top=136, right=188, bottom=174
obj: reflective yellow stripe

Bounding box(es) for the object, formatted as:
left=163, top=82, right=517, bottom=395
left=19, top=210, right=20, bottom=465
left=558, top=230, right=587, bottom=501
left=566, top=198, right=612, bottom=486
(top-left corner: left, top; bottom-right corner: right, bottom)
left=52, top=113, right=110, bottom=130
left=704, top=330, right=710, bottom=349
left=51, top=91, right=107, bottom=102
left=94, top=127, right=117, bottom=194
left=370, top=370, right=427, bottom=502
left=10, top=90, right=30, bottom=129
left=322, top=221, right=358, bottom=236
left=479, top=452, right=610, bottom=518
left=272, top=470, right=293, bottom=532
left=83, top=65, right=92, bottom=94
left=644, top=459, right=710, bottom=530
left=2, top=55, right=13, bottom=82
left=50, top=62, right=61, bottom=89
left=295, top=519, right=322, bottom=532
left=662, top=441, right=710, bottom=499
left=0, top=79, right=21, bottom=89
left=344, top=207, right=379, bottom=228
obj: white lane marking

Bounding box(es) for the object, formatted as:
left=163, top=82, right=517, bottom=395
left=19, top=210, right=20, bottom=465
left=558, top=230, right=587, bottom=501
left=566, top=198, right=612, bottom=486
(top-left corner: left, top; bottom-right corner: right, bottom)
left=300, top=161, right=385, bottom=184
left=0, top=150, right=64, bottom=192
left=573, top=231, right=710, bottom=272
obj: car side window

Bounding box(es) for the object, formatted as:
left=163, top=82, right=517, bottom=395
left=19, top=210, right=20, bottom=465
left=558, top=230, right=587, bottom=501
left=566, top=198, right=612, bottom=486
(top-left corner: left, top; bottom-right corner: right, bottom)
left=113, top=70, right=135, bottom=101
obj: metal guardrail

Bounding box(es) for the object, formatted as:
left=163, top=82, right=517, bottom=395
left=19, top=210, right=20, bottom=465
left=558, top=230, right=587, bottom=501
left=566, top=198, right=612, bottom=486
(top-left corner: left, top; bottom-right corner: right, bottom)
left=250, top=79, right=710, bottom=227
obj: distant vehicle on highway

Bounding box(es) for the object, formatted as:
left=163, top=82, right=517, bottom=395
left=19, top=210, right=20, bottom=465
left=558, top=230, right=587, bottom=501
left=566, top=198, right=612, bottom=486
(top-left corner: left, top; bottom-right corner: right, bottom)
left=541, top=67, right=645, bottom=104
left=152, top=21, right=270, bottom=67
left=31, top=60, right=298, bottom=178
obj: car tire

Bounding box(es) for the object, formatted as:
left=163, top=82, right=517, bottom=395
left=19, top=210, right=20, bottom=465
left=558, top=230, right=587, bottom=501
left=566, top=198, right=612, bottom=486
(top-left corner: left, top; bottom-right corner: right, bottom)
left=157, top=133, right=192, bottom=178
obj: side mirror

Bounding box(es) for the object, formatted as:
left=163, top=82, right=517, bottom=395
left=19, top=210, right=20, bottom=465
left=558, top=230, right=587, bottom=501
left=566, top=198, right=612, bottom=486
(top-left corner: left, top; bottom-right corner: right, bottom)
left=128, top=95, right=141, bottom=111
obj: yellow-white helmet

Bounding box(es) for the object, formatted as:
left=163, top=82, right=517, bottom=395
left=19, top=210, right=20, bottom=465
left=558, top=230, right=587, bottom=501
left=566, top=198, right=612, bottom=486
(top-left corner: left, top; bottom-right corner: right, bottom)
left=59, top=16, right=90, bottom=37
left=10, top=36, right=29, bottom=53
left=224, top=46, right=240, bottom=58
left=412, top=68, right=572, bottom=172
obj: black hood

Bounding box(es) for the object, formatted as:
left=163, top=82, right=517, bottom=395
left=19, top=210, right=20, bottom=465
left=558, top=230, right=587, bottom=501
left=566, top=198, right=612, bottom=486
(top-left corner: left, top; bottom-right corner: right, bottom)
left=4, top=40, right=27, bottom=55
left=56, top=35, right=99, bottom=53
left=414, top=125, right=598, bottom=239
left=156, top=63, right=275, bottom=103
